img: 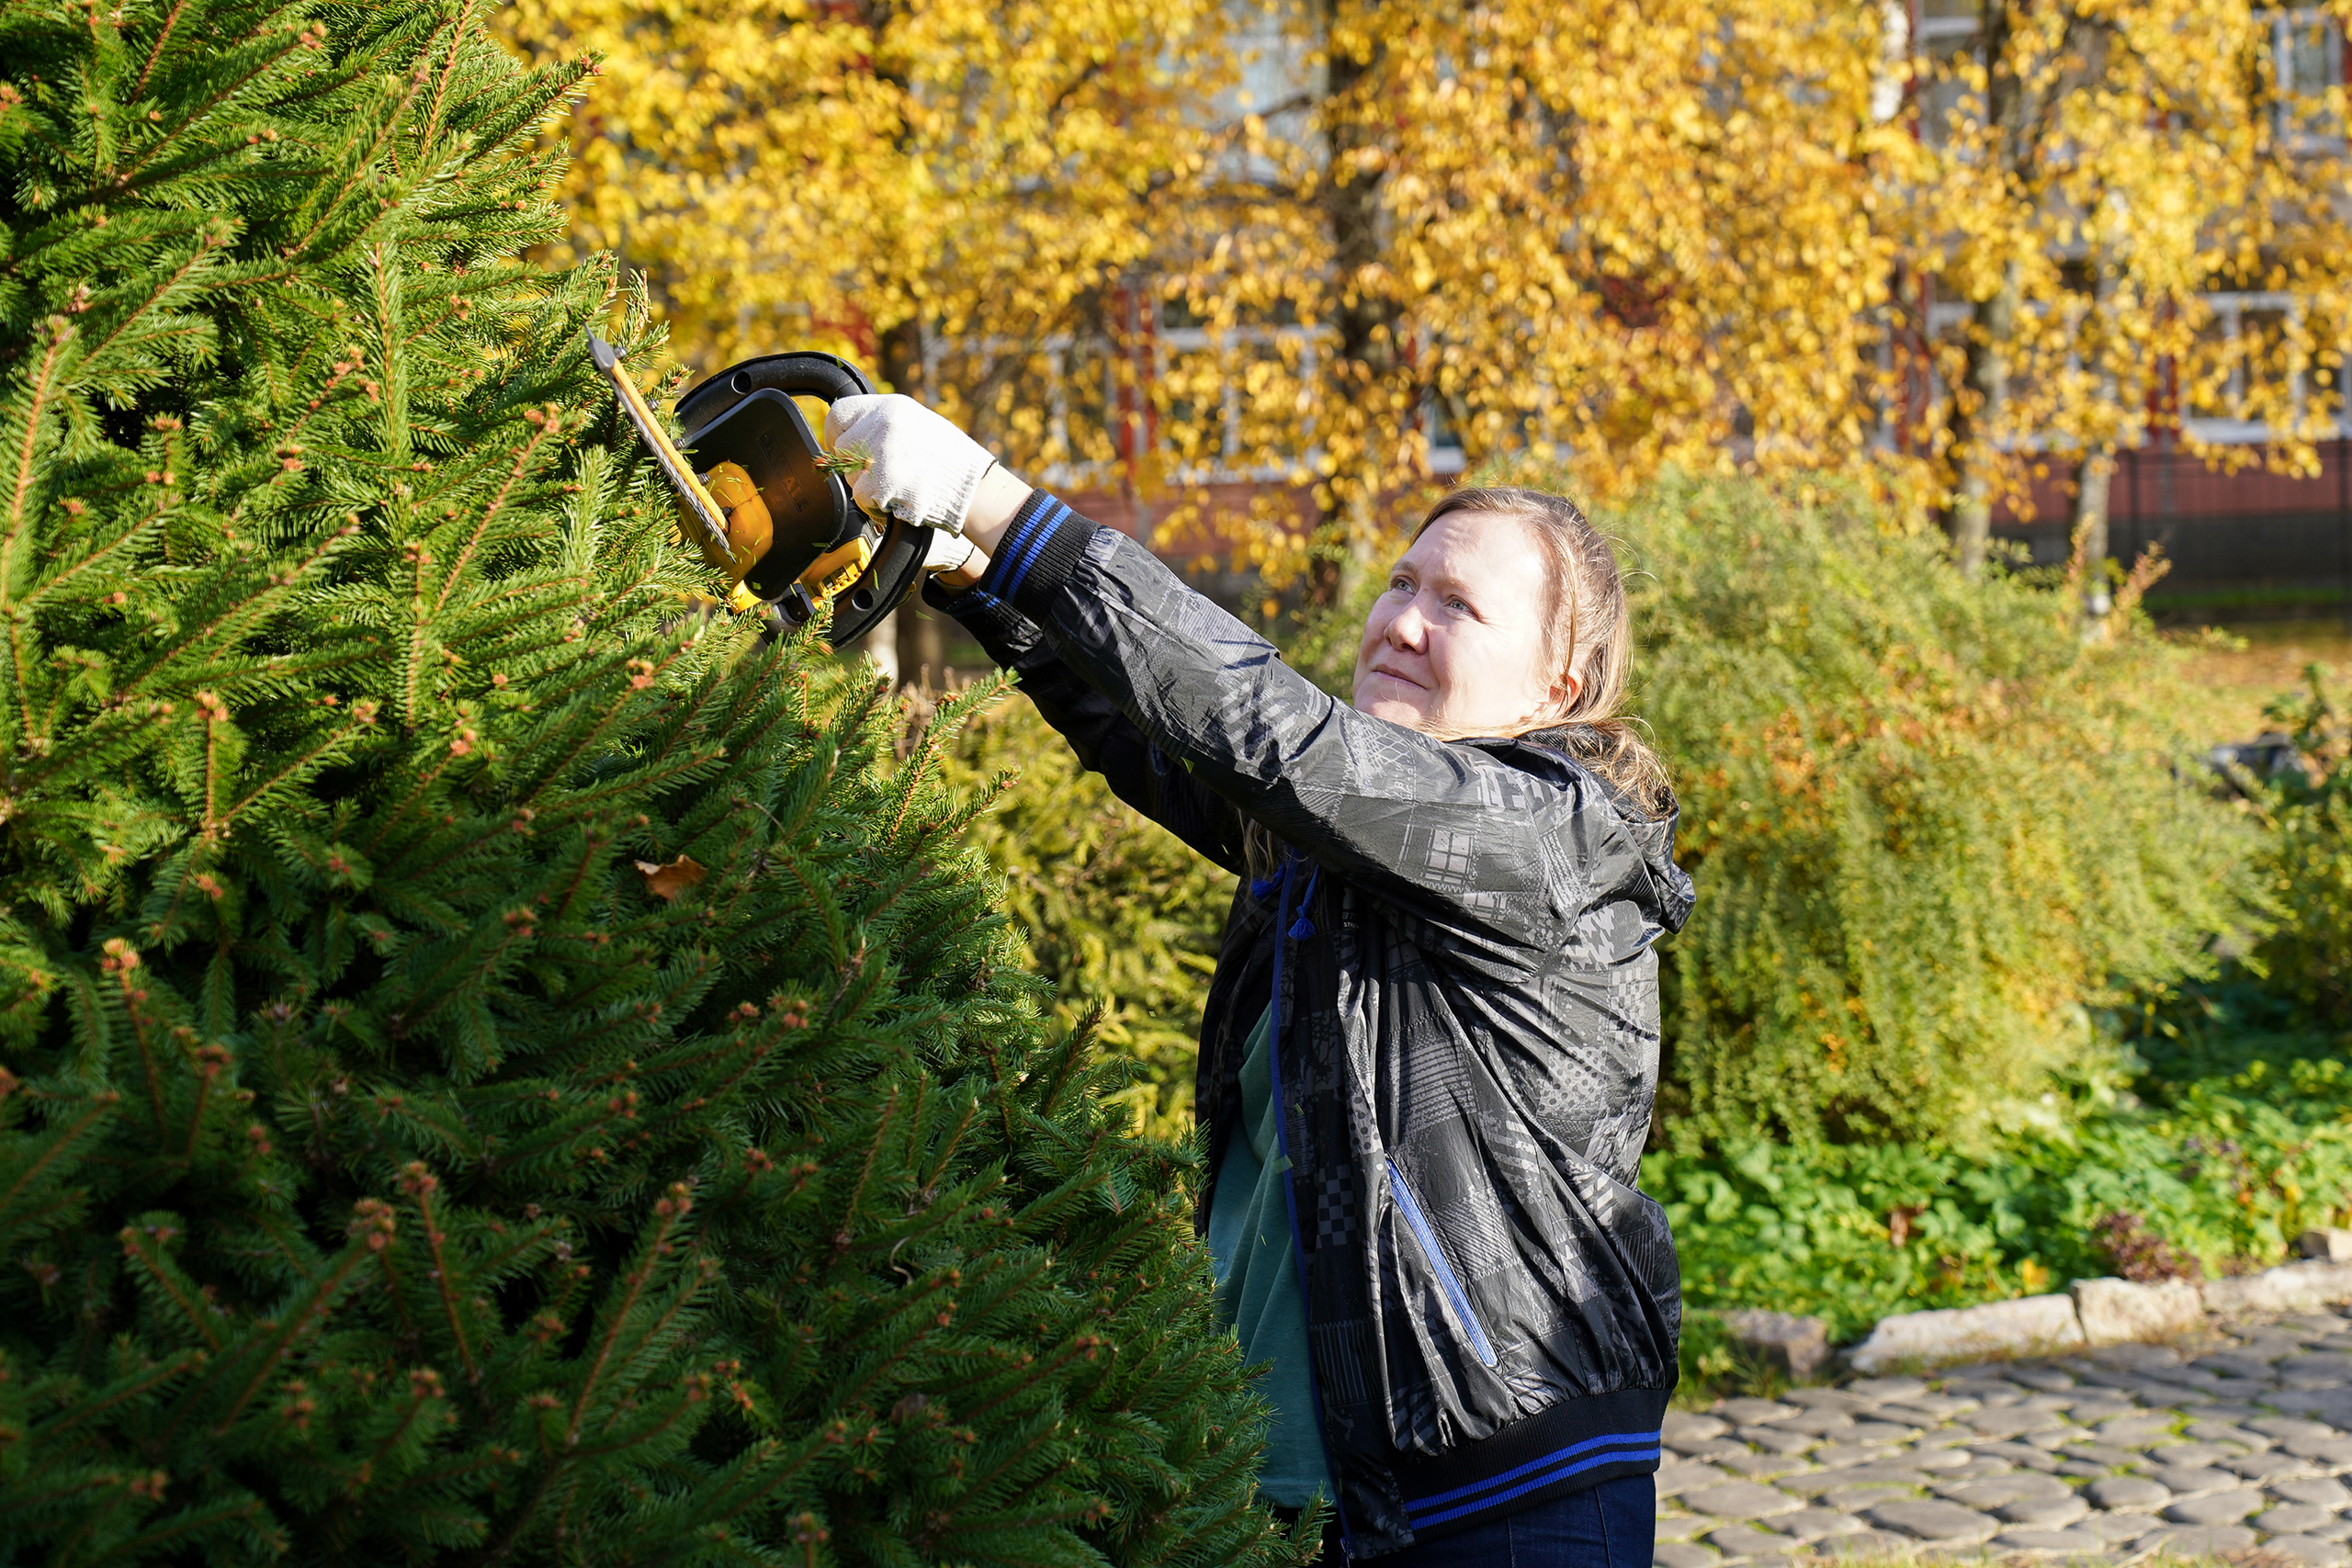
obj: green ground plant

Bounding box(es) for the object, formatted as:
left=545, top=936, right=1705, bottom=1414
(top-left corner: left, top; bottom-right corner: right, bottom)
left=1671, top=1308, right=1796, bottom=1407
left=0, top=2, right=1294, bottom=1561
left=1649, top=994, right=2352, bottom=1338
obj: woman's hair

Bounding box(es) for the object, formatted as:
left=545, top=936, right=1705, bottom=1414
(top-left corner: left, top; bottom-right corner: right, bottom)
left=1408, top=485, right=1674, bottom=816
left=1247, top=485, right=1673, bottom=880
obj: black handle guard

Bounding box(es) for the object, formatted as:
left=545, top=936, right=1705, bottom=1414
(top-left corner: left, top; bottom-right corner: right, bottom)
left=675, top=351, right=876, bottom=436
left=833, top=516, right=933, bottom=650
left=674, top=352, right=929, bottom=650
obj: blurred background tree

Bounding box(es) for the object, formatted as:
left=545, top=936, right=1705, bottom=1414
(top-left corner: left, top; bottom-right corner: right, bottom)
left=1886, top=0, right=2352, bottom=579
left=1149, top=0, right=1903, bottom=593
left=503, top=0, right=1908, bottom=597
left=500, top=0, right=1222, bottom=386
left=503, top=0, right=2352, bottom=602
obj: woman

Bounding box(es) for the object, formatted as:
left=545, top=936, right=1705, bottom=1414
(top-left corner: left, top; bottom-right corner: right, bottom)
left=825, top=396, right=1694, bottom=1565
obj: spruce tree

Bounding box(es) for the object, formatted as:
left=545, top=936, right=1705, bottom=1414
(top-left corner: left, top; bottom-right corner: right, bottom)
left=0, top=3, right=1294, bottom=1563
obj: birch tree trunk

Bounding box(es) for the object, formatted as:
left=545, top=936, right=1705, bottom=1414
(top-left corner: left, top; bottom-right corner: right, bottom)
left=1951, top=265, right=2018, bottom=579
left=1316, top=0, right=1403, bottom=608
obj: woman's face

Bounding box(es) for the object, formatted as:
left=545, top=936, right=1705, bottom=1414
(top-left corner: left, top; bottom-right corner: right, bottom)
left=1351, top=512, right=1572, bottom=735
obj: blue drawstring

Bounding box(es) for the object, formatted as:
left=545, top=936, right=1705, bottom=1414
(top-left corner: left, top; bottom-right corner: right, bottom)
left=1287, top=865, right=1321, bottom=940
left=1255, top=856, right=1321, bottom=935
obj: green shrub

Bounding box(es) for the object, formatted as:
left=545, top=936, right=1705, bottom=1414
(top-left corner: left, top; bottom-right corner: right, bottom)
left=2244, top=667, right=2352, bottom=1020
left=1601, top=473, right=2256, bottom=1145
left=934, top=692, right=1234, bottom=1143
left=0, top=4, right=1289, bottom=1561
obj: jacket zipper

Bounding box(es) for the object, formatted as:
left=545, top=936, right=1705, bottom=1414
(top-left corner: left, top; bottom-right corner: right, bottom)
left=1385, top=1158, right=1498, bottom=1368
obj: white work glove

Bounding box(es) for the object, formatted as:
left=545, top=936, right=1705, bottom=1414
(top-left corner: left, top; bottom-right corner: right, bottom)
left=821, top=393, right=996, bottom=538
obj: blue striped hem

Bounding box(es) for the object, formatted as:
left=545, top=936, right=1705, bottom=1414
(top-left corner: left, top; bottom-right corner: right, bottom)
left=1402, top=1429, right=1660, bottom=1527
left=976, top=527, right=1029, bottom=597
left=995, top=496, right=1069, bottom=600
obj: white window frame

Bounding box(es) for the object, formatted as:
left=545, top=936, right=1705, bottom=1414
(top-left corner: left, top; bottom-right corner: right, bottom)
left=2268, top=7, right=2346, bottom=152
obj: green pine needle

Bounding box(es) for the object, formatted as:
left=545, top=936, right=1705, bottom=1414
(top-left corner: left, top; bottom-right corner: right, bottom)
left=816, top=441, right=872, bottom=477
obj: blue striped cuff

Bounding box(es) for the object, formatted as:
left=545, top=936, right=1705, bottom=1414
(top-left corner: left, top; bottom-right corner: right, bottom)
left=967, top=490, right=1096, bottom=616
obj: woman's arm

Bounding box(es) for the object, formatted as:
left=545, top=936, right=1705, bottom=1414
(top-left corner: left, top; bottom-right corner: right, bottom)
left=945, top=493, right=1688, bottom=954
left=818, top=396, right=1687, bottom=949
left=923, top=581, right=1250, bottom=876
left=937, top=464, right=1030, bottom=582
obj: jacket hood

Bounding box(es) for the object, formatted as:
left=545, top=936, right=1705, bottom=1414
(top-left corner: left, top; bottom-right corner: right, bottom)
left=1478, top=725, right=1697, bottom=936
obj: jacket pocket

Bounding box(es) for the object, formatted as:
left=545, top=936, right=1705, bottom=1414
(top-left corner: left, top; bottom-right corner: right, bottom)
left=1386, top=1159, right=1498, bottom=1368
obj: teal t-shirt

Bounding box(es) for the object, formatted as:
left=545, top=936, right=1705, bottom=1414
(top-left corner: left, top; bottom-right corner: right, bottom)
left=1205, top=1005, right=1331, bottom=1508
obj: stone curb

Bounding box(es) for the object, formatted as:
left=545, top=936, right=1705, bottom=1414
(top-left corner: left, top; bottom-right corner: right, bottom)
left=1846, top=1262, right=2352, bottom=1373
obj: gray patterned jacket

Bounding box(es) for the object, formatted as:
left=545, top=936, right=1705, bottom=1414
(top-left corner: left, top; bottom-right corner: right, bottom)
left=930, top=492, right=1696, bottom=1557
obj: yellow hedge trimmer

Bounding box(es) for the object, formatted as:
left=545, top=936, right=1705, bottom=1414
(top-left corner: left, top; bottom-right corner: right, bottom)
left=587, top=331, right=933, bottom=647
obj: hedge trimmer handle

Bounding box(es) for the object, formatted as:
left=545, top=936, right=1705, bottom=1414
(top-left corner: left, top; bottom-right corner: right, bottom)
left=674, top=354, right=933, bottom=651
left=676, top=352, right=874, bottom=423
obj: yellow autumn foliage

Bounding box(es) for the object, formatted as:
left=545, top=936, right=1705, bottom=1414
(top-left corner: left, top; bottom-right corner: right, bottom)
left=500, top=0, right=1225, bottom=398
left=504, top=0, right=2352, bottom=589
left=1895, top=0, right=2352, bottom=574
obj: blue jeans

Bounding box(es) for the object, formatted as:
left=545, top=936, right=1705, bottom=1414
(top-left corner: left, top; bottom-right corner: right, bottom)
left=1304, top=1474, right=1657, bottom=1567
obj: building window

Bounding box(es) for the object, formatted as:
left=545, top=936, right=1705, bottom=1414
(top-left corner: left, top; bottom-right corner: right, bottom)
left=2274, top=8, right=2346, bottom=148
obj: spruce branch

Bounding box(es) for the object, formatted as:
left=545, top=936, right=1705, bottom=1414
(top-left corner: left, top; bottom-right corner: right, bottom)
left=130, top=0, right=197, bottom=99
left=17, top=495, right=165, bottom=615
left=201, top=1208, right=389, bottom=1436
left=118, top=1219, right=229, bottom=1351
left=18, top=1348, right=207, bottom=1455
left=560, top=1183, right=704, bottom=1445
left=399, top=1163, right=481, bottom=1387
left=0, top=1089, right=119, bottom=1246
left=180, top=1038, right=228, bottom=1158
left=282, top=69, right=416, bottom=260
left=2, top=318, right=75, bottom=630
left=431, top=420, right=556, bottom=615
left=110, top=948, right=173, bottom=1145
left=66, top=222, right=225, bottom=383
left=74, top=1492, right=273, bottom=1565
left=812, top=443, right=869, bottom=478
left=418, top=1, right=481, bottom=148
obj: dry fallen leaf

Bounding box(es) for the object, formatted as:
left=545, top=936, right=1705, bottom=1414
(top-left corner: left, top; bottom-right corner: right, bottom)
left=635, top=854, right=707, bottom=902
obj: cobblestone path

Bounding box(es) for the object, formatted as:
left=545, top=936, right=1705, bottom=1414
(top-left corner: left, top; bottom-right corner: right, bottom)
left=1656, top=1308, right=2352, bottom=1566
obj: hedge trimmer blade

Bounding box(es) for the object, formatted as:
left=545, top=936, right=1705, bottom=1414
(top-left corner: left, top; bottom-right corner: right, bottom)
left=586, top=330, right=732, bottom=558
